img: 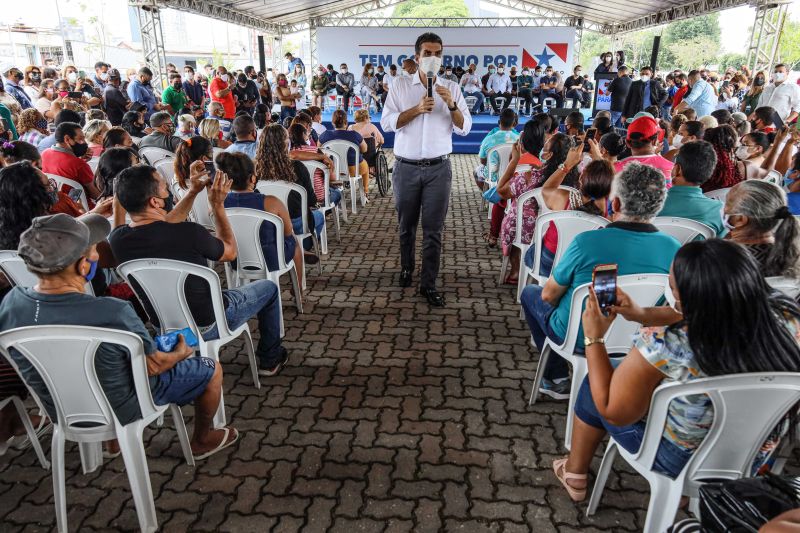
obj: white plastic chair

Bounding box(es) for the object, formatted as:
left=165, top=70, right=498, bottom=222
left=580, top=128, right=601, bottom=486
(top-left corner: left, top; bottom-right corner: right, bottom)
left=320, top=149, right=348, bottom=223
left=46, top=174, right=89, bottom=211
left=482, top=143, right=515, bottom=215
left=587, top=372, right=800, bottom=533
left=0, top=395, right=49, bottom=468
left=87, top=158, right=99, bottom=172
left=465, top=95, right=477, bottom=111
left=177, top=185, right=214, bottom=232
left=529, top=274, right=670, bottom=450
left=516, top=205, right=605, bottom=303
left=154, top=159, right=176, bottom=185
left=653, top=217, right=715, bottom=244
left=767, top=276, right=800, bottom=299
left=0, top=250, right=94, bottom=295
left=0, top=325, right=196, bottom=533
left=139, top=146, right=174, bottom=166
left=130, top=136, right=142, bottom=146
left=256, top=180, right=323, bottom=287
left=224, top=207, right=302, bottom=336
left=300, top=160, right=340, bottom=253
left=116, top=259, right=259, bottom=429
left=704, top=187, right=731, bottom=202
left=323, top=139, right=364, bottom=215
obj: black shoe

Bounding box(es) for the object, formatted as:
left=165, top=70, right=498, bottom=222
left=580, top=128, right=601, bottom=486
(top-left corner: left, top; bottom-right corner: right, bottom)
left=399, top=269, right=413, bottom=288
left=258, top=347, right=289, bottom=377
left=420, top=288, right=445, bottom=307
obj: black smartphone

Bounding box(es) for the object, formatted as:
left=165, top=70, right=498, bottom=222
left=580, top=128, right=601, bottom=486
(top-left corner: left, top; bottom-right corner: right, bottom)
left=67, top=91, right=83, bottom=99
left=67, top=187, right=84, bottom=204
left=583, top=128, right=597, bottom=153
left=592, top=264, right=618, bottom=316
left=204, top=160, right=216, bottom=182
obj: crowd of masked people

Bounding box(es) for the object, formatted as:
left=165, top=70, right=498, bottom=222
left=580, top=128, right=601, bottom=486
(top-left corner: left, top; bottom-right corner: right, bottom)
left=472, top=56, right=800, bottom=516
left=0, top=54, right=393, bottom=465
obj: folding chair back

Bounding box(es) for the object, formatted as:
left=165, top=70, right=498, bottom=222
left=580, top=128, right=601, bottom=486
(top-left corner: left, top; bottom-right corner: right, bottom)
left=653, top=216, right=715, bottom=245
left=139, top=147, right=174, bottom=166
left=485, top=142, right=515, bottom=184
left=704, top=187, right=731, bottom=202
left=767, top=276, right=800, bottom=299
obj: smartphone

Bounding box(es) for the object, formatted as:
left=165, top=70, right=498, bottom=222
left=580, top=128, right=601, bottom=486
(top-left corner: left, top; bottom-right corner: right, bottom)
left=204, top=160, right=216, bottom=182
left=67, top=187, right=84, bottom=204
left=67, top=91, right=82, bottom=99
left=583, top=128, right=597, bottom=152
left=592, top=264, right=618, bottom=316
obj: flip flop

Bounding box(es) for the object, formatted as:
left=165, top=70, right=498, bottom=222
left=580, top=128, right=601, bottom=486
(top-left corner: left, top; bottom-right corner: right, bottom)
left=192, top=427, right=239, bottom=461
left=12, top=416, right=52, bottom=451
left=553, top=457, right=587, bottom=502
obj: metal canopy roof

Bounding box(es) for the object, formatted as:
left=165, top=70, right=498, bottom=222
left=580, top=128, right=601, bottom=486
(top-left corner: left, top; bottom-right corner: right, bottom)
left=129, top=0, right=757, bottom=34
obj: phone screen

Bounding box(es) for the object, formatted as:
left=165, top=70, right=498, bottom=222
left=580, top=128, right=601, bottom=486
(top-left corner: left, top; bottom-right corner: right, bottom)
left=583, top=128, right=597, bottom=152
left=204, top=161, right=216, bottom=182
left=592, top=264, right=618, bottom=316
left=68, top=91, right=83, bottom=99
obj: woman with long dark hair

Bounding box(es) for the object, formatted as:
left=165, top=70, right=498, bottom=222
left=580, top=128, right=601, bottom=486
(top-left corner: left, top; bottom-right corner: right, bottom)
left=94, top=147, right=138, bottom=199
left=255, top=124, right=322, bottom=261
left=702, top=125, right=745, bottom=192
left=0, top=161, right=52, bottom=250
left=120, top=110, right=147, bottom=138
left=173, top=135, right=213, bottom=191
left=553, top=239, right=800, bottom=502
left=724, top=180, right=800, bottom=279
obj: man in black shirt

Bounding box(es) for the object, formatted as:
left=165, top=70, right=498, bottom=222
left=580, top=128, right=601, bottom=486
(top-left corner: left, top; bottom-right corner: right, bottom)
left=232, top=73, right=260, bottom=116
left=102, top=69, right=129, bottom=126
left=607, top=66, right=633, bottom=127
left=109, top=165, right=289, bottom=377
left=564, top=65, right=589, bottom=108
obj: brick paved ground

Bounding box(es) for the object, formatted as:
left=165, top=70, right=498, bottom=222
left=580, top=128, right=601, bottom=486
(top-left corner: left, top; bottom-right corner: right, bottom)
left=2, top=152, right=795, bottom=532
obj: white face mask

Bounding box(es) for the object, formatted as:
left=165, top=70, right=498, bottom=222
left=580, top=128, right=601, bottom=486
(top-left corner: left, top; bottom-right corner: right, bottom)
left=67, top=72, right=77, bottom=82
left=419, top=55, right=443, bottom=76
left=774, top=72, right=787, bottom=82
left=99, top=72, right=109, bottom=81
left=522, top=70, right=530, bottom=76
left=640, top=75, right=650, bottom=83
left=497, top=68, right=505, bottom=74
left=664, top=286, right=682, bottom=314
left=672, top=134, right=683, bottom=149
left=128, top=74, right=136, bottom=82
left=735, top=145, right=753, bottom=160
left=220, top=74, right=229, bottom=83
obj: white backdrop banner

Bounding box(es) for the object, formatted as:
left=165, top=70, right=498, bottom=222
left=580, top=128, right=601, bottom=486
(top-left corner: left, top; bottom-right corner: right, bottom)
left=316, top=27, right=576, bottom=74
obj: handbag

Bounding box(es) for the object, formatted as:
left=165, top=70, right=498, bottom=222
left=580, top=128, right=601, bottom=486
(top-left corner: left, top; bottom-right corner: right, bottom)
left=482, top=185, right=502, bottom=205
left=699, top=473, right=800, bottom=532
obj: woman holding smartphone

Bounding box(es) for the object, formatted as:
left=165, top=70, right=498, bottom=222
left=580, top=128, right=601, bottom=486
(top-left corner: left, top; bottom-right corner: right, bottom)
left=552, top=239, right=800, bottom=502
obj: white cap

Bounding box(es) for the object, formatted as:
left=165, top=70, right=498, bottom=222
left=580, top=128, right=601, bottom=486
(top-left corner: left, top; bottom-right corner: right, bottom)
left=0, top=62, right=15, bottom=75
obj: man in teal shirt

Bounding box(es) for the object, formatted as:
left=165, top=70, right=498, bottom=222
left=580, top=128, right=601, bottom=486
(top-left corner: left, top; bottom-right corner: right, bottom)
left=473, top=108, right=519, bottom=191
left=659, top=140, right=725, bottom=236
left=521, top=163, right=681, bottom=399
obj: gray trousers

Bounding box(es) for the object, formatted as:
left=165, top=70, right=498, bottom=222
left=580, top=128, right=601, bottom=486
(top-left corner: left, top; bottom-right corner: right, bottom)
left=393, top=159, right=452, bottom=290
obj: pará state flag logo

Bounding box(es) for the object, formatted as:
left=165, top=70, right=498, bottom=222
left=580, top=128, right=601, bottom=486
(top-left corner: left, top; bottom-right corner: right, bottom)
left=522, top=43, right=569, bottom=68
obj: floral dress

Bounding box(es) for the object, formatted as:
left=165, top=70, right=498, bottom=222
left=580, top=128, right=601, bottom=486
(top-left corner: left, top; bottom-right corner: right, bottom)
left=500, top=167, right=545, bottom=254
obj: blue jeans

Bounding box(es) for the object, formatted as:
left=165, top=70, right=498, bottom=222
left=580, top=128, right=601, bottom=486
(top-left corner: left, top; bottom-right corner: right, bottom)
left=574, top=376, right=693, bottom=478
left=520, top=284, right=570, bottom=380
left=464, top=91, right=485, bottom=114
left=151, top=356, right=216, bottom=406
left=524, top=243, right=555, bottom=278
left=202, top=279, right=283, bottom=367
left=330, top=187, right=342, bottom=206
left=610, top=111, right=623, bottom=128
left=292, top=210, right=324, bottom=250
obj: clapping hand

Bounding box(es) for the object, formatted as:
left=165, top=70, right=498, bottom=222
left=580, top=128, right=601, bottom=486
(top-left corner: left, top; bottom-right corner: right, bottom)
left=435, top=85, right=454, bottom=108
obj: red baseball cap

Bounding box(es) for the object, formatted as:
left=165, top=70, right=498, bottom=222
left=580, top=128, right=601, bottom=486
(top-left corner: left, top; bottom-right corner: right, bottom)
left=627, top=115, right=664, bottom=142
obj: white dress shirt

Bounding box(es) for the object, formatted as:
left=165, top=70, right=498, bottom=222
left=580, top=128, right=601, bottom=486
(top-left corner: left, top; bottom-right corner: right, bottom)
left=486, top=73, right=512, bottom=93
left=383, top=73, right=395, bottom=90
left=759, top=81, right=800, bottom=121
left=460, top=73, right=482, bottom=93
left=381, top=74, right=472, bottom=160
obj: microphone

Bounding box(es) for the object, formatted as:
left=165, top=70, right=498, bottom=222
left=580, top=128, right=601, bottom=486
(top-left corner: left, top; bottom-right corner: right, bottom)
left=427, top=71, right=434, bottom=98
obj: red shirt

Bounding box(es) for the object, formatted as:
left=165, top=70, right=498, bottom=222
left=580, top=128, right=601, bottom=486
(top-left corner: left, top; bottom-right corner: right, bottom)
left=209, top=77, right=236, bottom=119
left=673, top=85, right=689, bottom=108
left=41, top=147, right=94, bottom=186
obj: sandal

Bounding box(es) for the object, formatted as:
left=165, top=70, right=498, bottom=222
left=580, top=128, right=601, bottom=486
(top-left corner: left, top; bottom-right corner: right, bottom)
left=192, top=427, right=239, bottom=461
left=12, top=415, right=52, bottom=451
left=553, top=457, right=587, bottom=502
left=482, top=231, right=498, bottom=248
left=504, top=274, right=519, bottom=286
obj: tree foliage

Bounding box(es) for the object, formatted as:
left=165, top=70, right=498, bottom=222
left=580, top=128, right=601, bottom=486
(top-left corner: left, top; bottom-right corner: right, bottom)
left=777, top=19, right=800, bottom=71
left=393, top=0, right=470, bottom=18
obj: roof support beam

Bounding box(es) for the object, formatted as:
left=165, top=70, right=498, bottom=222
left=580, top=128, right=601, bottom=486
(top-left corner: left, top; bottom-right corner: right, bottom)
left=280, top=0, right=408, bottom=33
left=312, top=16, right=580, bottom=28
left=128, top=0, right=282, bottom=34
left=482, top=0, right=610, bottom=33
left=609, top=0, right=750, bottom=34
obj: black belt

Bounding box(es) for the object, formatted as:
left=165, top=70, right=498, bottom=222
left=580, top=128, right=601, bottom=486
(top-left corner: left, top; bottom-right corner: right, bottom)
left=396, top=155, right=448, bottom=166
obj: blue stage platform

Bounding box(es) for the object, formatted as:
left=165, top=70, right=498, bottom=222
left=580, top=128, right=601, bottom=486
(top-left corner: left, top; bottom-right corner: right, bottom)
left=319, top=108, right=592, bottom=155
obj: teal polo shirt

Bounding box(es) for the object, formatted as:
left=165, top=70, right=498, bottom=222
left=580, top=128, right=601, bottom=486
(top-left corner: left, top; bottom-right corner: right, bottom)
left=549, top=222, right=682, bottom=347
left=478, top=128, right=520, bottom=182
left=659, top=185, right=725, bottom=237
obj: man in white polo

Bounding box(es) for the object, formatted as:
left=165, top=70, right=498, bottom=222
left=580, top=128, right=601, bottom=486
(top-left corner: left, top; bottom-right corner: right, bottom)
left=757, top=63, right=800, bottom=123
left=381, top=32, right=472, bottom=307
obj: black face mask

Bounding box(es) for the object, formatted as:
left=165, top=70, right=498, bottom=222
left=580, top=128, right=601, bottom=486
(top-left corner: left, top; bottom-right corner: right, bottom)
left=13, top=72, right=23, bottom=82
left=71, top=141, right=89, bottom=157
left=172, top=83, right=182, bottom=90
left=30, top=74, right=40, bottom=82
left=755, top=78, right=765, bottom=87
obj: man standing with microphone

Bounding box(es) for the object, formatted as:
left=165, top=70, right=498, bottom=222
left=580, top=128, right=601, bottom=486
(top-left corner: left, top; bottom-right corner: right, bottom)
left=381, top=33, right=472, bottom=307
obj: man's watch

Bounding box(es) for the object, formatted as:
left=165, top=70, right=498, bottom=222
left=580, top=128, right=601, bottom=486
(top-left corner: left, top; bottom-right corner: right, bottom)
left=584, top=337, right=605, bottom=347
left=448, top=103, right=458, bottom=111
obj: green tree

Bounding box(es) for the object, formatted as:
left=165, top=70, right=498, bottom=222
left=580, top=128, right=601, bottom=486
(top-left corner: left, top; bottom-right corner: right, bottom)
left=393, top=0, right=470, bottom=18
left=578, top=32, right=611, bottom=71
left=717, top=52, right=748, bottom=72
left=664, top=14, right=721, bottom=43
left=777, top=19, right=800, bottom=71
left=667, top=36, right=720, bottom=71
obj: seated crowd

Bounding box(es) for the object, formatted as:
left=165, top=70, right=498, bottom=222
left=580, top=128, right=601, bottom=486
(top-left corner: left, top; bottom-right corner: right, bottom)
left=0, top=54, right=799, bottom=531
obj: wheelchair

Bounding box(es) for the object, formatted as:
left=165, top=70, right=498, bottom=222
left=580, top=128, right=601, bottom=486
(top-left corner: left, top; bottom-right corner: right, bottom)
left=364, top=137, right=392, bottom=197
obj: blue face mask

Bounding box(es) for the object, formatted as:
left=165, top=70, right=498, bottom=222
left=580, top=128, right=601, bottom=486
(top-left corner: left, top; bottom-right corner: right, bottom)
left=84, top=259, right=98, bottom=282
left=784, top=169, right=798, bottom=190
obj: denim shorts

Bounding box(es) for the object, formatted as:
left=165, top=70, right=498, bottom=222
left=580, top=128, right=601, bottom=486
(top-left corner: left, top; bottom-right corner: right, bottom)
left=151, top=356, right=215, bottom=406
left=573, top=376, right=693, bottom=478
